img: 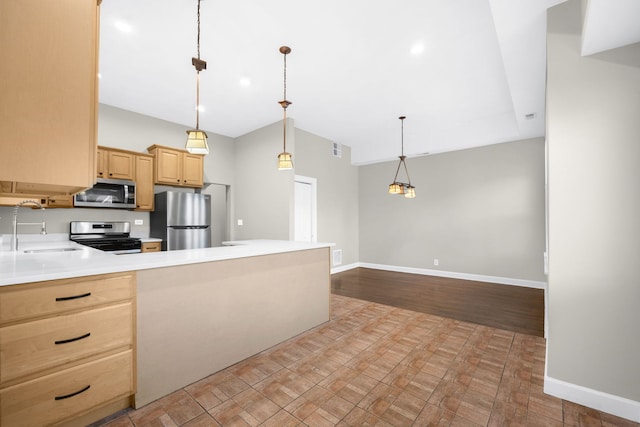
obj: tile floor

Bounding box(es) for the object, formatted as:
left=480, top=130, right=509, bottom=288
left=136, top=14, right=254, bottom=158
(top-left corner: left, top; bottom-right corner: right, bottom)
left=95, top=295, right=639, bottom=427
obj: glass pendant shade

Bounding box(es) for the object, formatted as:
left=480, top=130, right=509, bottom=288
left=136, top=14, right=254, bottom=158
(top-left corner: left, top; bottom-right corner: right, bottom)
left=388, top=183, right=403, bottom=194
left=185, top=129, right=209, bottom=154
left=404, top=185, right=416, bottom=198
left=277, top=152, right=293, bottom=170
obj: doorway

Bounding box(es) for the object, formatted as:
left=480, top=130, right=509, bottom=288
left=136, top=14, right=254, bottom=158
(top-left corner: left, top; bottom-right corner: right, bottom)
left=294, top=175, right=317, bottom=242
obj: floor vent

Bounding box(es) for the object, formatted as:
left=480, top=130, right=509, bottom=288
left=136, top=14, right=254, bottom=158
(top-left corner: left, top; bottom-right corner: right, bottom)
left=332, top=249, right=343, bottom=266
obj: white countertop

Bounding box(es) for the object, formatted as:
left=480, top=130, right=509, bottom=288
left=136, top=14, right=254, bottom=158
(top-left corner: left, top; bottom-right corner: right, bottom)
left=0, top=235, right=333, bottom=287
left=139, top=237, right=162, bottom=243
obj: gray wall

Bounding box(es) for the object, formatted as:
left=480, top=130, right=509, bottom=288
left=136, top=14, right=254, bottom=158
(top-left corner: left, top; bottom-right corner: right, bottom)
left=99, top=104, right=236, bottom=187
left=0, top=104, right=236, bottom=238
left=359, top=138, right=546, bottom=282
left=295, top=130, right=359, bottom=267
left=546, top=0, right=640, bottom=405
left=233, top=120, right=294, bottom=240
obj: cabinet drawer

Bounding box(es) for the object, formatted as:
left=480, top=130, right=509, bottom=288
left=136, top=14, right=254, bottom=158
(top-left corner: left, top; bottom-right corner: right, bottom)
left=1, top=302, right=133, bottom=385
left=141, top=242, right=161, bottom=252
left=0, top=272, right=134, bottom=324
left=1, top=350, right=133, bottom=427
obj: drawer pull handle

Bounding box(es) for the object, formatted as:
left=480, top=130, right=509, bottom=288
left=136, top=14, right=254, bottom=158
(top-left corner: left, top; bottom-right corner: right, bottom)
left=55, top=332, right=91, bottom=345
left=56, top=292, right=91, bottom=302
left=54, top=385, right=90, bottom=401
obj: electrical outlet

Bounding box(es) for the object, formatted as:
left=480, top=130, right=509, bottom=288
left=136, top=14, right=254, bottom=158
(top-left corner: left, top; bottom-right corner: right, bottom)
left=134, top=219, right=143, bottom=225
left=237, top=219, right=243, bottom=226
left=433, top=259, right=439, bottom=266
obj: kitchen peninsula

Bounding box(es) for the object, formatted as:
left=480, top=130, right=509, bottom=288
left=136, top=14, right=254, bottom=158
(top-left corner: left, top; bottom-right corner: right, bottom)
left=0, top=240, right=332, bottom=425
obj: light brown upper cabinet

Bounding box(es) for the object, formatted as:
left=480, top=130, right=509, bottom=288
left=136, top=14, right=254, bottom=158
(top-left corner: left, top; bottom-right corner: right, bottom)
left=135, top=154, right=155, bottom=211
left=0, top=0, right=100, bottom=205
left=97, top=147, right=136, bottom=181
left=147, top=145, right=204, bottom=188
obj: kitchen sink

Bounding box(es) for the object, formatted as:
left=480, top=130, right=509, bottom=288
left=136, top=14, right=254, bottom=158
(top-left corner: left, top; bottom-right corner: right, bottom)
left=23, top=247, right=82, bottom=254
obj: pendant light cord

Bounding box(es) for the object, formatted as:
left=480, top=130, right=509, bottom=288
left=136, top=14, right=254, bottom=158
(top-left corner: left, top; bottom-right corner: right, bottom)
left=279, top=47, right=292, bottom=153
left=392, top=116, right=412, bottom=185
left=283, top=52, right=287, bottom=103
left=196, top=0, right=201, bottom=130
left=401, top=117, right=404, bottom=156
left=283, top=52, right=287, bottom=150
left=400, top=117, right=412, bottom=185
left=196, top=0, right=201, bottom=60
left=192, top=0, right=206, bottom=130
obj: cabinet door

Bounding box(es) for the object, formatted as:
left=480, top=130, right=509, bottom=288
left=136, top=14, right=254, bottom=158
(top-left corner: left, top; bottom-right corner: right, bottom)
left=182, top=153, right=204, bottom=187
left=135, top=155, right=154, bottom=211
left=0, top=0, right=98, bottom=193
left=155, top=148, right=182, bottom=185
left=107, top=151, right=135, bottom=180
left=47, top=194, right=74, bottom=208
left=0, top=273, right=134, bottom=324
left=96, top=148, right=107, bottom=179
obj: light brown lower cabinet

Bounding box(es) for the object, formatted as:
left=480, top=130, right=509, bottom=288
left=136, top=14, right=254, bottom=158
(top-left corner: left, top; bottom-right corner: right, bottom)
left=1, top=350, right=133, bottom=427
left=141, top=241, right=161, bottom=253
left=0, top=272, right=136, bottom=427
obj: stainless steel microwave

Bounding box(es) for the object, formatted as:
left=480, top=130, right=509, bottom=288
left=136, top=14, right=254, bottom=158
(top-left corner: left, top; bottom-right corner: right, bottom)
left=74, top=178, right=136, bottom=209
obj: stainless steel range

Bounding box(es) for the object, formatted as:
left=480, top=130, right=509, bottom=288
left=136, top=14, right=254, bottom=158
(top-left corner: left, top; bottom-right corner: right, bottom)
left=70, top=221, right=141, bottom=254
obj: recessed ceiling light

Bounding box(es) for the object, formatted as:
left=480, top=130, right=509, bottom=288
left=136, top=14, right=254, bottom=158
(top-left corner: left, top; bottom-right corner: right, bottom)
left=97, top=73, right=102, bottom=79
left=239, top=77, right=251, bottom=87
left=114, top=20, right=133, bottom=33
left=410, top=43, right=425, bottom=56
left=197, top=105, right=205, bottom=113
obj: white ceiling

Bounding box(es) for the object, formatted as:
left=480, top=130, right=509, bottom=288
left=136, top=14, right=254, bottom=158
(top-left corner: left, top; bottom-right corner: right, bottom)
left=98, top=0, right=640, bottom=165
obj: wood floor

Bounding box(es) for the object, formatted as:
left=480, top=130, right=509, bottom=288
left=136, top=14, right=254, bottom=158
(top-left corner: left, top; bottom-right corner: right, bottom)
left=331, top=268, right=545, bottom=337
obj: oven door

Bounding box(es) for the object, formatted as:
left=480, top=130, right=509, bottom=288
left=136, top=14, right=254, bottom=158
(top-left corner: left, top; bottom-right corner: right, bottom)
left=74, top=179, right=136, bottom=209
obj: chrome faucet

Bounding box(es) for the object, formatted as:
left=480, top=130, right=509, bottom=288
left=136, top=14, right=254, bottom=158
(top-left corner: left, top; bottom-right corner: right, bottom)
left=11, top=200, right=47, bottom=252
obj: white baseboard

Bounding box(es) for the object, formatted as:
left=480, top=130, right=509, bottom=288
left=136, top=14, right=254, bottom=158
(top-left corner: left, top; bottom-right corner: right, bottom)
left=356, top=262, right=547, bottom=289
left=330, top=262, right=359, bottom=274
left=329, top=263, right=637, bottom=422
left=544, top=376, right=640, bottom=422
left=331, top=262, right=548, bottom=339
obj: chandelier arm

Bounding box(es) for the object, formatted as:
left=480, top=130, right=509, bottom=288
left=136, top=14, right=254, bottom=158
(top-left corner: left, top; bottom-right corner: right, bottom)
left=402, top=158, right=412, bottom=185
left=393, top=158, right=403, bottom=182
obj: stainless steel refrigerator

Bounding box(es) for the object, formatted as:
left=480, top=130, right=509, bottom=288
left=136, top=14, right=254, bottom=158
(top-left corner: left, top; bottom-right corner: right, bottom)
left=150, top=191, right=211, bottom=251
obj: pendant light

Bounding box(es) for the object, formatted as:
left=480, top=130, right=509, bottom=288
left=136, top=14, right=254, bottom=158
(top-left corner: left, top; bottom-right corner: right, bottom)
left=277, top=46, right=293, bottom=170
left=388, top=116, right=416, bottom=198
left=185, top=0, right=209, bottom=155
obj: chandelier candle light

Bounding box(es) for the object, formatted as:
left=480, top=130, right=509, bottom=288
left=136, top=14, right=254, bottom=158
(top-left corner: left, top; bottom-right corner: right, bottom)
left=388, top=116, right=416, bottom=198
left=277, top=46, right=293, bottom=170
left=185, top=0, right=209, bottom=155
